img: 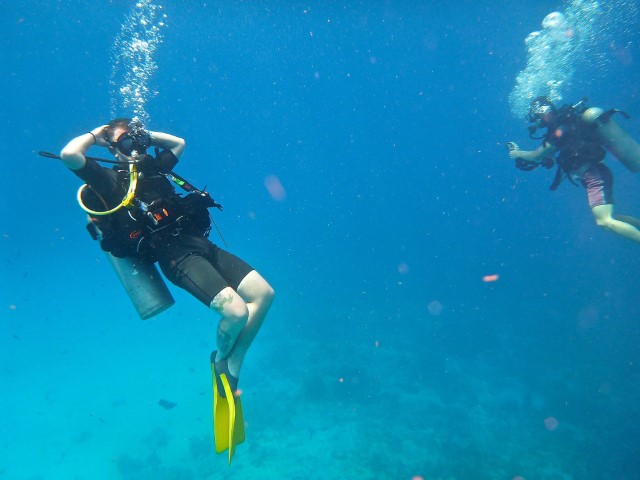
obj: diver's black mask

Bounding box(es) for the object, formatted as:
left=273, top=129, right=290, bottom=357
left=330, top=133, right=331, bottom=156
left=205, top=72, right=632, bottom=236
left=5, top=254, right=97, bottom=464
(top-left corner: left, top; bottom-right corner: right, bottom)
left=526, top=96, right=556, bottom=125
left=111, top=130, right=150, bottom=156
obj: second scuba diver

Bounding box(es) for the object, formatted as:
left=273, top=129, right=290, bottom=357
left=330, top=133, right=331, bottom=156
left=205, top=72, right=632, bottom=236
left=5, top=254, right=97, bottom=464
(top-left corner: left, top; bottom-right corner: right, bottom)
left=59, top=118, right=275, bottom=463
left=508, top=97, right=640, bottom=245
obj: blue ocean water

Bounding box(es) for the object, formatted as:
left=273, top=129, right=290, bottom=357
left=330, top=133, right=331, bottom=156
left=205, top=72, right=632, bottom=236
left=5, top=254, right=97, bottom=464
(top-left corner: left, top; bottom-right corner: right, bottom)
left=2, top=1, right=640, bottom=479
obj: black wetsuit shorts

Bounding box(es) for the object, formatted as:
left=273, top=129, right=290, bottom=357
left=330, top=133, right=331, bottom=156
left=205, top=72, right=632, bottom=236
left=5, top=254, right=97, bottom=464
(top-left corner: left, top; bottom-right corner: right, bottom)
left=72, top=160, right=254, bottom=306
left=157, top=235, right=254, bottom=306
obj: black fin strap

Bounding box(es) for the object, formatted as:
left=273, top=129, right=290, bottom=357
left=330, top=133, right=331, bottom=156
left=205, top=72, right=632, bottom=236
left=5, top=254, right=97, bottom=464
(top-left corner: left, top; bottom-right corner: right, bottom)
left=549, top=164, right=564, bottom=191
left=597, top=109, right=631, bottom=126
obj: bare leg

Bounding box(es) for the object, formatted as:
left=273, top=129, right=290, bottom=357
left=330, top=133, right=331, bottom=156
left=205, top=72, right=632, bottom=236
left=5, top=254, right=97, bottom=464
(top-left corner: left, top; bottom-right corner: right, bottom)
left=211, top=286, right=249, bottom=361
left=592, top=204, right=640, bottom=243
left=616, top=214, right=640, bottom=229
left=211, top=271, right=274, bottom=380
left=226, top=271, right=274, bottom=377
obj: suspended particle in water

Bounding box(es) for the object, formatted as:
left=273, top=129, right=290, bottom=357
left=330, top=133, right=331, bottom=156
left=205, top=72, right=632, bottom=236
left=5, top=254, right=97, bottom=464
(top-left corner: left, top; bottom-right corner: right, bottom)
left=264, top=174, right=287, bottom=201
left=482, top=274, right=499, bottom=282
left=544, top=416, right=559, bottom=431
left=427, top=300, right=443, bottom=316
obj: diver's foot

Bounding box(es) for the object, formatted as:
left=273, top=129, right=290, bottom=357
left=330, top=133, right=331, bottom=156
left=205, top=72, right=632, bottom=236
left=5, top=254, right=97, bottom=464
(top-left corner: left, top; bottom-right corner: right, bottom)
left=211, top=351, right=239, bottom=397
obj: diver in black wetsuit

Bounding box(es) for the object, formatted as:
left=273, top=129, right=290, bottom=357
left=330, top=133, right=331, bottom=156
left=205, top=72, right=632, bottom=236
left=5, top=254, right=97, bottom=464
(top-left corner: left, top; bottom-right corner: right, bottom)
left=59, top=118, right=274, bottom=394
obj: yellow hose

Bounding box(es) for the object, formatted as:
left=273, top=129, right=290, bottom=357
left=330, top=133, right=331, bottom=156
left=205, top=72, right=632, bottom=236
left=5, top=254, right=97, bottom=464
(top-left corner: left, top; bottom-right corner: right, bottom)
left=77, top=162, right=138, bottom=215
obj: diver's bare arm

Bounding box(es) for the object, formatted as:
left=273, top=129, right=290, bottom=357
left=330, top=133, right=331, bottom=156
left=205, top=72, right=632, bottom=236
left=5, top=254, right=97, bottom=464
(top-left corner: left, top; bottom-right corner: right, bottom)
left=148, top=131, right=186, bottom=159
left=509, top=143, right=555, bottom=163
left=60, top=125, right=109, bottom=170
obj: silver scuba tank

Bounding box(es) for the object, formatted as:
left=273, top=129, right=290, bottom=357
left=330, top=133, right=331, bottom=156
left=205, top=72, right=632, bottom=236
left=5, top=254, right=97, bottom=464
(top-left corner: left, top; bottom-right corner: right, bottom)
left=105, top=253, right=175, bottom=320
left=87, top=217, right=175, bottom=320
left=582, top=106, right=640, bottom=173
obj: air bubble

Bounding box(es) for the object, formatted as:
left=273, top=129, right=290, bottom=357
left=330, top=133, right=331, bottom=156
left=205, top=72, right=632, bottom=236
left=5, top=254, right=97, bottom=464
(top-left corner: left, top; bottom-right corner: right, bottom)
left=110, top=0, right=167, bottom=125
left=542, top=12, right=566, bottom=29
left=509, top=0, right=637, bottom=119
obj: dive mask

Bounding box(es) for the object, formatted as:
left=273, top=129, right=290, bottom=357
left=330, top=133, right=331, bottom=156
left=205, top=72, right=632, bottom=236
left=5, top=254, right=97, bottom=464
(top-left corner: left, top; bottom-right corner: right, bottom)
left=526, top=96, right=556, bottom=125
left=112, top=129, right=151, bottom=156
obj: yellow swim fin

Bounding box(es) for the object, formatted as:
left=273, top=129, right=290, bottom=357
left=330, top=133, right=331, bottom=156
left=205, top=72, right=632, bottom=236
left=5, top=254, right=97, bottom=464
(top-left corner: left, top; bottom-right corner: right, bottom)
left=211, top=352, right=245, bottom=464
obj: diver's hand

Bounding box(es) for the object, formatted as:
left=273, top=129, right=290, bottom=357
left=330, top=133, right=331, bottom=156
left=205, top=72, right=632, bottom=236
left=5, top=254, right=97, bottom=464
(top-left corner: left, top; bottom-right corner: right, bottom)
left=508, top=149, right=524, bottom=160
left=90, top=125, right=110, bottom=147
left=132, top=128, right=152, bottom=150
left=506, top=142, right=535, bottom=162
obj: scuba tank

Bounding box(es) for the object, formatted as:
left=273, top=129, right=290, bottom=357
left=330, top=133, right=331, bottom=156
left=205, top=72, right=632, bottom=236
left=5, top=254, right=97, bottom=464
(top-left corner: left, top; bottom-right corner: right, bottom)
left=88, top=217, right=175, bottom=320
left=104, top=251, right=175, bottom=320
left=582, top=106, right=640, bottom=173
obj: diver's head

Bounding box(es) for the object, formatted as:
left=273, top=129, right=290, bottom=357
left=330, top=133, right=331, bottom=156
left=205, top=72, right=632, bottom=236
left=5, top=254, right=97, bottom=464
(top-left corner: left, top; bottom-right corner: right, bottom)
left=107, top=117, right=150, bottom=157
left=527, top=96, right=557, bottom=126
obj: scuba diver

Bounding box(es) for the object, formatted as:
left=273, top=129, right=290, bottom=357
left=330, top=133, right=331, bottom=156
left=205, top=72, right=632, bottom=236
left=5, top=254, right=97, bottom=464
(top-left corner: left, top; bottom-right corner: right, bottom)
left=58, top=118, right=274, bottom=463
left=508, top=96, right=640, bottom=245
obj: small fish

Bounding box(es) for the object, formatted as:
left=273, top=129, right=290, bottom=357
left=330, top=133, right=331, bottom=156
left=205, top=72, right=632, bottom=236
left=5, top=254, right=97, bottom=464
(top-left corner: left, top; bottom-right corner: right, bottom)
left=158, top=399, right=177, bottom=410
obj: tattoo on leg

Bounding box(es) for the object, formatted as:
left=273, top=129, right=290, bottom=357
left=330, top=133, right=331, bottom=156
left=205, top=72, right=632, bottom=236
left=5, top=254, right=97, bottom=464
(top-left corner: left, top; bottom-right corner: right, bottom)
left=218, top=331, right=232, bottom=356
left=212, top=292, right=234, bottom=312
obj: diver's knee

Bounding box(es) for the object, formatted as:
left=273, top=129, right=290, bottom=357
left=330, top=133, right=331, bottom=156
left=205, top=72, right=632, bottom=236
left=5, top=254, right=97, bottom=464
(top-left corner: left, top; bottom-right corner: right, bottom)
left=210, top=290, right=249, bottom=321
left=595, top=217, right=614, bottom=229
left=261, top=283, right=275, bottom=308
left=239, top=271, right=275, bottom=308
left=218, top=305, right=249, bottom=332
